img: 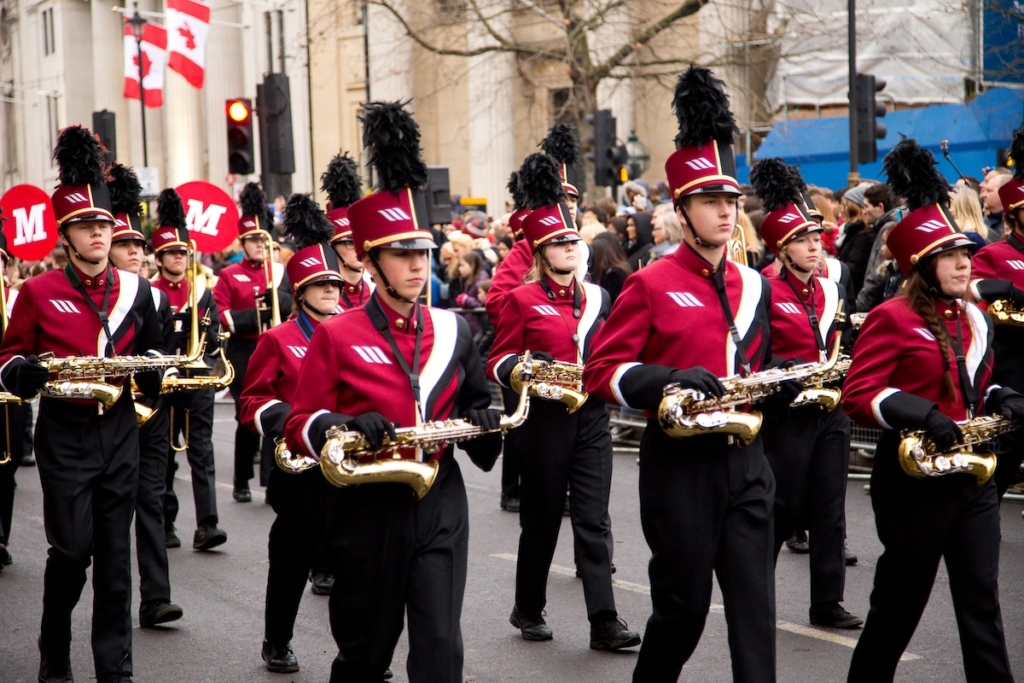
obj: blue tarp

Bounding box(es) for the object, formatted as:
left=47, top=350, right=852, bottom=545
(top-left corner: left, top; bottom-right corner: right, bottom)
left=737, top=87, right=1024, bottom=191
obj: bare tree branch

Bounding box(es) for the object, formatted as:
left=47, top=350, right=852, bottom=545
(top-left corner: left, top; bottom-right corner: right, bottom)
left=595, top=0, right=710, bottom=78
left=579, top=0, right=628, bottom=35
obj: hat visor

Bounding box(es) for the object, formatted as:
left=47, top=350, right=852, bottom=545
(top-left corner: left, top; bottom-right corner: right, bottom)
left=378, top=238, right=438, bottom=251
left=677, top=180, right=742, bottom=198
left=296, top=272, right=345, bottom=290
left=63, top=212, right=114, bottom=225
left=112, top=231, right=147, bottom=243
left=541, top=232, right=582, bottom=245
left=933, top=234, right=980, bottom=256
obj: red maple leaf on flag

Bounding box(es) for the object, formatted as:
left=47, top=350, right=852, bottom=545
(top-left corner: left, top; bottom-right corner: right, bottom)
left=133, top=49, right=153, bottom=78
left=178, top=24, right=196, bottom=51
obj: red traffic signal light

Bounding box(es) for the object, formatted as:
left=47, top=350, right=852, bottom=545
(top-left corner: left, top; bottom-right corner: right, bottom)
left=226, top=98, right=255, bottom=175
left=227, top=99, right=251, bottom=123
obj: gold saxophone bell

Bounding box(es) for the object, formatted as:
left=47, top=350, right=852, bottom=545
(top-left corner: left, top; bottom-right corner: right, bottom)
left=322, top=457, right=440, bottom=500
left=988, top=299, right=1024, bottom=327
left=509, top=356, right=587, bottom=413
left=657, top=385, right=764, bottom=445
left=275, top=437, right=320, bottom=474
left=896, top=415, right=1018, bottom=485
left=135, top=401, right=156, bottom=426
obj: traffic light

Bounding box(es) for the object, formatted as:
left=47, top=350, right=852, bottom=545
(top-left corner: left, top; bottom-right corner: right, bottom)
left=854, top=73, right=887, bottom=164
left=92, top=110, right=116, bottom=165
left=226, top=98, right=255, bottom=175
left=586, top=109, right=617, bottom=187
left=257, top=74, right=295, bottom=175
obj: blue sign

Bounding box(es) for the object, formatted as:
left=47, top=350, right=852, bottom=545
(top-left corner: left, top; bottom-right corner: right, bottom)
left=984, top=0, right=1024, bottom=84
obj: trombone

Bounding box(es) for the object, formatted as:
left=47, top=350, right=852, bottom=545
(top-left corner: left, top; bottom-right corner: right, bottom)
left=253, top=232, right=281, bottom=334
left=0, top=277, right=14, bottom=466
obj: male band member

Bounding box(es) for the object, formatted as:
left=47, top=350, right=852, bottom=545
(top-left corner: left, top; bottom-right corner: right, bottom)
left=749, top=158, right=861, bottom=628
left=843, top=138, right=1021, bottom=682
left=486, top=152, right=639, bottom=650
left=322, top=152, right=375, bottom=308
left=0, top=126, right=167, bottom=683
left=241, top=230, right=341, bottom=673
left=151, top=188, right=226, bottom=549
left=213, top=183, right=292, bottom=502
left=584, top=67, right=797, bottom=683
left=285, top=100, right=503, bottom=683
left=106, top=165, right=183, bottom=628
left=969, top=124, right=1024, bottom=498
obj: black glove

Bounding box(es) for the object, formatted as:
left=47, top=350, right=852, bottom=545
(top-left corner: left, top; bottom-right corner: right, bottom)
left=527, top=351, right=555, bottom=362
left=1, top=355, right=50, bottom=400
left=760, top=379, right=805, bottom=413
left=667, top=366, right=726, bottom=399
left=1010, top=287, right=1024, bottom=307
left=986, top=386, right=1024, bottom=421
left=167, top=390, right=196, bottom=412
left=347, top=412, right=397, bottom=452
left=464, top=408, right=503, bottom=431
left=258, top=307, right=274, bottom=325
left=974, top=279, right=1024, bottom=305
left=134, top=370, right=163, bottom=401
left=923, top=408, right=964, bottom=452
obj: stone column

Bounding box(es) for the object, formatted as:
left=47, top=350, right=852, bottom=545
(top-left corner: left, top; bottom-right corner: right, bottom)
left=163, top=70, right=204, bottom=185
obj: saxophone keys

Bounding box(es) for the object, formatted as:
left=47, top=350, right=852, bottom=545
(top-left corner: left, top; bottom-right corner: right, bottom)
left=912, top=446, right=925, bottom=461
left=934, top=456, right=951, bottom=473
left=951, top=453, right=968, bottom=469
left=917, top=461, right=933, bottom=476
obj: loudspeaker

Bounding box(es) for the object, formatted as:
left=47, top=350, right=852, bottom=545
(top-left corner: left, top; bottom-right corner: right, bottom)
left=426, top=166, right=452, bottom=225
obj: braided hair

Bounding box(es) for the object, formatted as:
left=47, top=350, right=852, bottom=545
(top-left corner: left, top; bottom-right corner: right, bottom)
left=901, top=261, right=957, bottom=402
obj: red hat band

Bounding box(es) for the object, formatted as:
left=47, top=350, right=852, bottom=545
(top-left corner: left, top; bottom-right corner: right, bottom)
left=151, top=226, right=190, bottom=254
left=327, top=207, right=353, bottom=243
left=347, top=188, right=436, bottom=260
left=759, top=203, right=821, bottom=256
left=665, top=141, right=740, bottom=199
left=998, top=179, right=1024, bottom=215
left=111, top=213, right=145, bottom=243
left=521, top=204, right=579, bottom=250
left=887, top=204, right=975, bottom=276
left=52, top=183, right=115, bottom=226
left=287, top=244, right=343, bottom=293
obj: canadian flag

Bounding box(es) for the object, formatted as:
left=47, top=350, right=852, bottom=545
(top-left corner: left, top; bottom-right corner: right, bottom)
left=166, top=0, right=211, bottom=89
left=123, top=22, right=168, bottom=108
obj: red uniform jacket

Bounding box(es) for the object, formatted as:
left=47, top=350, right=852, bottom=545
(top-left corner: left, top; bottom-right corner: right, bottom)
left=284, top=295, right=497, bottom=466
left=485, top=238, right=533, bottom=325
left=486, top=277, right=608, bottom=386
left=969, top=240, right=1024, bottom=293
left=240, top=313, right=320, bottom=439
left=768, top=272, right=844, bottom=362
left=583, top=244, right=773, bottom=411
left=339, top=277, right=372, bottom=312
left=843, top=296, right=994, bottom=428
left=152, top=274, right=220, bottom=359
left=213, top=259, right=290, bottom=340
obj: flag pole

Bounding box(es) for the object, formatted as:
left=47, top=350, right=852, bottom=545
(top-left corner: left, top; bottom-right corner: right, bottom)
left=127, top=3, right=149, bottom=167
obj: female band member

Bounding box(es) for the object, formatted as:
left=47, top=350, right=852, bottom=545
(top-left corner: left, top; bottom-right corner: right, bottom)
left=843, top=139, right=1024, bottom=682
left=748, top=159, right=861, bottom=629
left=486, top=153, right=640, bottom=651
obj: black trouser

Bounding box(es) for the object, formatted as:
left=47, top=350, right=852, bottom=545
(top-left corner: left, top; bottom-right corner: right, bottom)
left=0, top=402, right=28, bottom=545
left=632, top=425, right=776, bottom=683
left=500, top=385, right=521, bottom=499
left=227, top=338, right=260, bottom=489
left=137, top=400, right=171, bottom=605
left=847, top=432, right=1012, bottom=683
left=762, top=405, right=849, bottom=604
left=993, top=426, right=1024, bottom=499
left=516, top=400, right=616, bottom=621
left=264, top=464, right=330, bottom=646
left=326, top=456, right=467, bottom=683
left=35, top=395, right=138, bottom=679
left=990, top=343, right=1024, bottom=499
left=164, top=388, right=219, bottom=528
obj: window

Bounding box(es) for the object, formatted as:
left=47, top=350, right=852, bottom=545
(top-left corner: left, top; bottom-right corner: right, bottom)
left=46, top=94, right=58, bottom=153
left=42, top=7, right=55, bottom=56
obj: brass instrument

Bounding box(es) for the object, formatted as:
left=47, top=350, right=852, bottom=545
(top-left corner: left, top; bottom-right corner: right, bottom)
left=727, top=225, right=749, bottom=267
left=789, top=356, right=852, bottom=410
left=658, top=305, right=846, bottom=445
left=849, top=312, right=867, bottom=329
left=509, top=356, right=587, bottom=413
left=254, top=233, right=282, bottom=334
left=898, top=415, right=1022, bottom=485
left=987, top=300, right=1024, bottom=327
left=314, top=354, right=536, bottom=498
left=0, top=277, right=12, bottom=465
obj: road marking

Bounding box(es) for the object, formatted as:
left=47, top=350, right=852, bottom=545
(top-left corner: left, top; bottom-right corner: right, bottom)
left=490, top=553, right=920, bottom=661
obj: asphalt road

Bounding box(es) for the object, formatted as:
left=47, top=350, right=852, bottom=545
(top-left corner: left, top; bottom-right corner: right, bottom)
left=4, top=403, right=1024, bottom=682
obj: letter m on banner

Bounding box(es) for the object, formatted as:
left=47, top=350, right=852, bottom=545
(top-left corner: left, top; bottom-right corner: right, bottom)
left=13, top=204, right=47, bottom=246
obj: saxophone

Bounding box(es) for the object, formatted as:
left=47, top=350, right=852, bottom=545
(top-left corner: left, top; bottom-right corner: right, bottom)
left=658, top=305, right=846, bottom=445
left=789, top=356, right=851, bottom=410
left=315, top=355, right=535, bottom=498
left=987, top=300, right=1024, bottom=327
left=897, top=415, right=1020, bottom=485
left=509, top=356, right=587, bottom=413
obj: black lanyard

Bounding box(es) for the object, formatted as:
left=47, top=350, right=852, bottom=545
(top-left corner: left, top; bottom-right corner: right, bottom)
left=65, top=265, right=115, bottom=357
left=1008, top=230, right=1024, bottom=256
left=295, top=310, right=315, bottom=343
left=712, top=262, right=751, bottom=376
left=781, top=271, right=827, bottom=360
left=366, top=295, right=424, bottom=420
left=949, top=311, right=978, bottom=418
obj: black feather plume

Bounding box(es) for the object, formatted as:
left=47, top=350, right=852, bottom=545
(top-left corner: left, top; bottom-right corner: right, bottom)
left=238, top=182, right=272, bottom=228
left=540, top=123, right=580, bottom=166
left=507, top=171, right=525, bottom=211
left=672, top=66, right=738, bottom=149
left=107, top=163, right=143, bottom=218
left=749, top=158, right=804, bottom=213
left=156, top=189, right=187, bottom=230
left=359, top=101, right=428, bottom=193
left=1010, top=126, right=1024, bottom=180
left=882, top=139, right=949, bottom=212
left=284, top=194, right=334, bottom=250
left=518, top=153, right=563, bottom=210
left=53, top=125, right=107, bottom=186
left=320, top=152, right=363, bottom=208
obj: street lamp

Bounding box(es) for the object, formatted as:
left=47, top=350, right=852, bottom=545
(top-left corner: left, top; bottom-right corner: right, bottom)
left=625, top=130, right=650, bottom=180
left=126, top=2, right=148, bottom=167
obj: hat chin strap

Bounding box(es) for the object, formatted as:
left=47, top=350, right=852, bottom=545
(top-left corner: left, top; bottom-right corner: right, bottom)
left=301, top=297, right=336, bottom=318
left=678, top=204, right=713, bottom=249
left=782, top=250, right=811, bottom=274
left=368, top=250, right=418, bottom=305
left=62, top=228, right=102, bottom=266
left=539, top=245, right=574, bottom=276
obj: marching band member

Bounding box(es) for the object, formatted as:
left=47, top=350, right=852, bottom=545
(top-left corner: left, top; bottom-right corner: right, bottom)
left=749, top=159, right=861, bottom=629
left=584, top=67, right=793, bottom=683
left=151, top=189, right=227, bottom=550
left=284, top=101, right=503, bottom=683
left=322, top=152, right=374, bottom=308
left=240, top=195, right=341, bottom=674
left=968, top=125, right=1024, bottom=497
left=843, top=139, right=1024, bottom=682
left=0, top=126, right=167, bottom=683
left=105, top=166, right=183, bottom=628
left=213, top=183, right=292, bottom=503
left=486, top=152, right=639, bottom=650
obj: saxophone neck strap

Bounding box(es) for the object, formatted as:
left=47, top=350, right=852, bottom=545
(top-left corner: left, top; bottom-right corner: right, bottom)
left=366, top=296, right=425, bottom=421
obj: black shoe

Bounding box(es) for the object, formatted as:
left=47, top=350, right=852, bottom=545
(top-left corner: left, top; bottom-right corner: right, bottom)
left=563, top=496, right=571, bottom=517
left=785, top=530, right=810, bottom=554
left=140, top=600, right=183, bottom=628
left=165, top=526, right=181, bottom=549
left=96, top=673, right=132, bottom=683
left=499, top=494, right=520, bottom=512
left=38, top=639, right=72, bottom=683
left=590, top=616, right=641, bottom=651
left=262, top=641, right=299, bottom=673
left=509, top=605, right=552, bottom=641
left=844, top=541, right=858, bottom=566
left=20, top=453, right=35, bottom=466
left=0, top=542, right=10, bottom=568
left=809, top=602, right=863, bottom=629
left=383, top=668, right=393, bottom=680
left=310, top=571, right=334, bottom=596
left=193, top=525, right=227, bottom=551
left=233, top=487, right=251, bottom=503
